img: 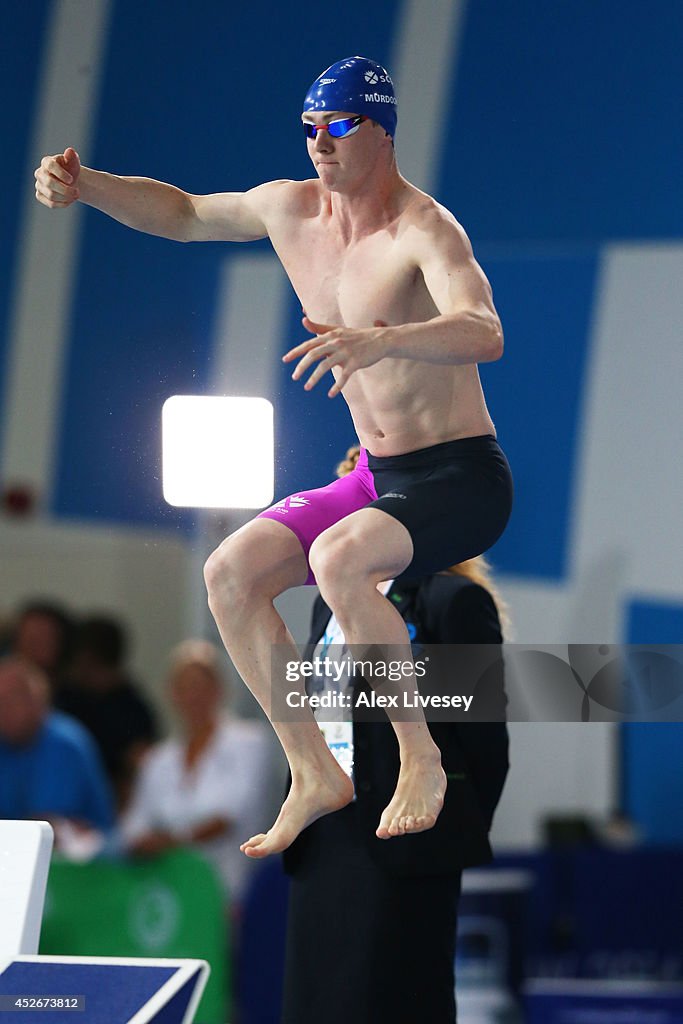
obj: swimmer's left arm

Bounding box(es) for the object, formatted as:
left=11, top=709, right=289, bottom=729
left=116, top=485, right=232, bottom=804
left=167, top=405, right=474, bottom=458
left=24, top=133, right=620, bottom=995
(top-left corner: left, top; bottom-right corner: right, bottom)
left=283, top=211, right=502, bottom=396
left=387, top=209, right=504, bottom=366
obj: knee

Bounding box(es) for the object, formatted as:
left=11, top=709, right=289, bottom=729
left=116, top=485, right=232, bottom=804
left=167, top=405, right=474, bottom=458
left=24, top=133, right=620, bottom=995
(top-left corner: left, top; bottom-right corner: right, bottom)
left=203, top=535, right=252, bottom=610
left=309, top=531, right=361, bottom=609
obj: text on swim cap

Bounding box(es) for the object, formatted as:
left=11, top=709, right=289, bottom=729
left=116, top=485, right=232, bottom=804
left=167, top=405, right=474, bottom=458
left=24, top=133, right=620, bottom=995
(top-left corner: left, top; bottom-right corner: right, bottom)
left=364, top=93, right=397, bottom=104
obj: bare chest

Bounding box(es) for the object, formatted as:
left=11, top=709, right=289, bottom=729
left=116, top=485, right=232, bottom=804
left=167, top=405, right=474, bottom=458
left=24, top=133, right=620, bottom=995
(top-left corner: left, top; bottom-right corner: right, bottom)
left=270, top=222, right=433, bottom=327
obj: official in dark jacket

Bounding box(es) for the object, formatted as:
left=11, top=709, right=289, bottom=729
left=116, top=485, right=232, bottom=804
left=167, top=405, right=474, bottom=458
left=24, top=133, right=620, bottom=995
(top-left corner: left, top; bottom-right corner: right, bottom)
left=280, top=448, right=510, bottom=1024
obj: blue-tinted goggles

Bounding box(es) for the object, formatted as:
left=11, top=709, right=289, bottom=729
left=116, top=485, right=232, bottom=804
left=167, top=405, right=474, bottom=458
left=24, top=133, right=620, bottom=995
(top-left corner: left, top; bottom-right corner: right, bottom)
left=303, top=115, right=367, bottom=140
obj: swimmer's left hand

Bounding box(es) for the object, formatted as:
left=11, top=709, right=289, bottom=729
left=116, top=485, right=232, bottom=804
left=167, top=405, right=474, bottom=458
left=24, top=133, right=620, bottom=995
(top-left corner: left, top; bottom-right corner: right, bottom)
left=283, top=317, right=392, bottom=397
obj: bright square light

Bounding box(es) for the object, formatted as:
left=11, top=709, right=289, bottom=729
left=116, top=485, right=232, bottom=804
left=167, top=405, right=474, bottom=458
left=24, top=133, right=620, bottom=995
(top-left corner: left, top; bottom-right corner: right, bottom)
left=162, top=396, right=274, bottom=508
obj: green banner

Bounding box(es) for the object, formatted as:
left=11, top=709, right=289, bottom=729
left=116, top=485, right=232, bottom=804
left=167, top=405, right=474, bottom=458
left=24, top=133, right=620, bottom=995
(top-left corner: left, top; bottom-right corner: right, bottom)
left=40, top=850, right=229, bottom=1024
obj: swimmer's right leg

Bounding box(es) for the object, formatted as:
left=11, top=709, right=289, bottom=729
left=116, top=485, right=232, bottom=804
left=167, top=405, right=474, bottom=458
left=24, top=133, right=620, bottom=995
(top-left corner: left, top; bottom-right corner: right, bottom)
left=203, top=518, right=354, bottom=858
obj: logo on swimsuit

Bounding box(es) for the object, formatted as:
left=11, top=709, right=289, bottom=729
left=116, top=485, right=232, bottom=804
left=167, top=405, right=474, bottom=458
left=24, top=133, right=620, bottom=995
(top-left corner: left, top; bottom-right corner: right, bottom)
left=272, top=495, right=311, bottom=513
left=382, top=492, right=407, bottom=499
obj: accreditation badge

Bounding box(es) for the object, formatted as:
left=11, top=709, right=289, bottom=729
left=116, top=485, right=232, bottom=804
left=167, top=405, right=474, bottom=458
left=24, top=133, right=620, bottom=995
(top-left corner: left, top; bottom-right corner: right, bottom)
left=311, top=616, right=355, bottom=788
left=316, top=718, right=354, bottom=782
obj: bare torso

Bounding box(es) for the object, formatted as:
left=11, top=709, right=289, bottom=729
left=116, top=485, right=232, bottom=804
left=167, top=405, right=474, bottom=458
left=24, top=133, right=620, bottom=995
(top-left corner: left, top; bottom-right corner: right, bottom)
left=265, top=179, right=496, bottom=456
left=35, top=145, right=498, bottom=458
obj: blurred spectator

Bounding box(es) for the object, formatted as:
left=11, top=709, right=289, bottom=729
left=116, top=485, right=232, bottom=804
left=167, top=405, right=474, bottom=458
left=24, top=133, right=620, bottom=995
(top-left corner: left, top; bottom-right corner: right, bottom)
left=120, top=639, right=270, bottom=906
left=56, top=614, right=158, bottom=809
left=9, top=599, right=74, bottom=693
left=0, top=656, right=115, bottom=855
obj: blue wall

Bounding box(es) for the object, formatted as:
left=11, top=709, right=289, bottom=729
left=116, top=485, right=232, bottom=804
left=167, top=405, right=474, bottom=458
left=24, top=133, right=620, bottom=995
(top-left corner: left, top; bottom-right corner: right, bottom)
left=4, top=0, right=683, bottom=839
left=5, top=1, right=682, bottom=543
left=0, top=2, right=52, bottom=456
left=623, top=601, right=683, bottom=844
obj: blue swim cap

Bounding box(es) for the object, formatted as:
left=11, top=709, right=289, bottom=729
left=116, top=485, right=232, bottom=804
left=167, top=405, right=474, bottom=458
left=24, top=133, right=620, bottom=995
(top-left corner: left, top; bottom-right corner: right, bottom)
left=303, top=56, right=397, bottom=139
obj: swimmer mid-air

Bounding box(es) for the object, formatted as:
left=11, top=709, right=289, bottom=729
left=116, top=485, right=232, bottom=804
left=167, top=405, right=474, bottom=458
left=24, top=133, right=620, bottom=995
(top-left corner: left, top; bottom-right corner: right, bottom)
left=35, top=56, right=513, bottom=858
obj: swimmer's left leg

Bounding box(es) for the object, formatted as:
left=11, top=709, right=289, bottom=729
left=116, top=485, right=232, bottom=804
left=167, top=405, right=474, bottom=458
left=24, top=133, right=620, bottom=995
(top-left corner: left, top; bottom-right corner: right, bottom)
left=309, top=507, right=447, bottom=839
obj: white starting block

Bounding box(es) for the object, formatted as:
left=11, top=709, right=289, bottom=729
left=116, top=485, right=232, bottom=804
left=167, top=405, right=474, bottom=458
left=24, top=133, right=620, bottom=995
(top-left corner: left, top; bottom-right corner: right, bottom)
left=0, top=821, right=53, bottom=958
left=0, top=822, right=209, bottom=1023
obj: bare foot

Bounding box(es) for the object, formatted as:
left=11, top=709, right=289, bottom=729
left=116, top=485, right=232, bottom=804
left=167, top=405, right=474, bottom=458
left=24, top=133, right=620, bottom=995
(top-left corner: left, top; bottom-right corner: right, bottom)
left=240, top=759, right=354, bottom=858
left=376, top=753, right=447, bottom=839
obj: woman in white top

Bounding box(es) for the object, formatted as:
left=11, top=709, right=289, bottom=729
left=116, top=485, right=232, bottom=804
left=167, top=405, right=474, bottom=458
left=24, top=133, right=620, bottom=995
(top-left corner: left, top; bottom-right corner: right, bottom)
left=120, top=639, right=270, bottom=905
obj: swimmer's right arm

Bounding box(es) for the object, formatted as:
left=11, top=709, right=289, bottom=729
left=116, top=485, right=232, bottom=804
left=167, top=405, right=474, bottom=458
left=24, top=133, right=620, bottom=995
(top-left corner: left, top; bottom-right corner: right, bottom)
left=34, top=147, right=274, bottom=242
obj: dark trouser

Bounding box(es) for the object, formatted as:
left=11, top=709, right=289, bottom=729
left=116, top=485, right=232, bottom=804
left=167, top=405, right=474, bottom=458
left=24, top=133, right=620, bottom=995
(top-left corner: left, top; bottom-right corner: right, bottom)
left=281, top=803, right=462, bottom=1024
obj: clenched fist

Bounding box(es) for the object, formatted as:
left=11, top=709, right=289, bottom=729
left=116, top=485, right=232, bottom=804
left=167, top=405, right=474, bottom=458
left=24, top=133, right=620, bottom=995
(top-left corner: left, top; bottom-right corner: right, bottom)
left=34, top=147, right=81, bottom=208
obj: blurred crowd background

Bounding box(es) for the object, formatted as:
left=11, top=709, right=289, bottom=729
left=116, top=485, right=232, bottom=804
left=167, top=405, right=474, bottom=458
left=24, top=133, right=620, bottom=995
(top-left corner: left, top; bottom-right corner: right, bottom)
left=2, top=0, right=682, bottom=1021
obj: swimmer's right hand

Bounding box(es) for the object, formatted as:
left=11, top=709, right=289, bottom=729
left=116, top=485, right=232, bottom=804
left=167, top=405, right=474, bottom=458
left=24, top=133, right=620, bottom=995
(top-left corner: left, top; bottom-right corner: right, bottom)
left=34, top=147, right=81, bottom=208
